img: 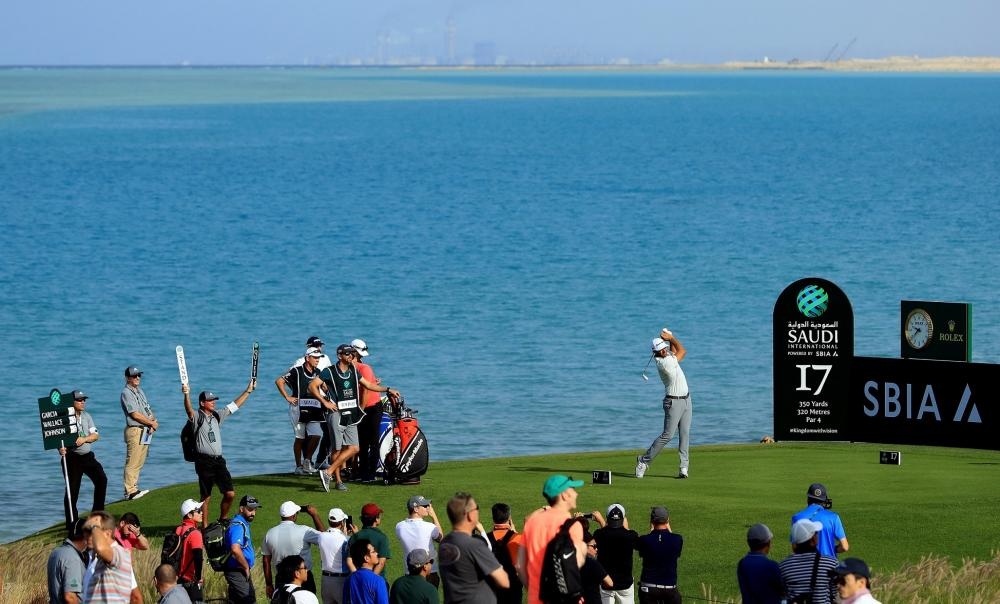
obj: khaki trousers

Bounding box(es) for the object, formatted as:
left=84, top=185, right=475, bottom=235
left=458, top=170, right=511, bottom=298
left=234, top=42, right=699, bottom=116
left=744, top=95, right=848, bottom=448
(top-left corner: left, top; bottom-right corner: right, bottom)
left=123, top=426, right=149, bottom=495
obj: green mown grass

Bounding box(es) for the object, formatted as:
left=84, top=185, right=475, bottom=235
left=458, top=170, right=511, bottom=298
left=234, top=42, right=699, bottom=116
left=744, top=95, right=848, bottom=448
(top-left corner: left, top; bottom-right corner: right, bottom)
left=3, top=442, right=999, bottom=603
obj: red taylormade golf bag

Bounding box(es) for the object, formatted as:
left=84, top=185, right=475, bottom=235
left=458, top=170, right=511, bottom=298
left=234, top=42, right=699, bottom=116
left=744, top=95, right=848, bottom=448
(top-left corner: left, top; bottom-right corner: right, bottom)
left=377, top=395, right=429, bottom=485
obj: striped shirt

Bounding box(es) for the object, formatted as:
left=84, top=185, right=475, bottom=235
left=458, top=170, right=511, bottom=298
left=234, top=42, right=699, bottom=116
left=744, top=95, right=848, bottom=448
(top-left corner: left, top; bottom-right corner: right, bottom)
left=778, top=552, right=837, bottom=604
left=86, top=542, right=133, bottom=603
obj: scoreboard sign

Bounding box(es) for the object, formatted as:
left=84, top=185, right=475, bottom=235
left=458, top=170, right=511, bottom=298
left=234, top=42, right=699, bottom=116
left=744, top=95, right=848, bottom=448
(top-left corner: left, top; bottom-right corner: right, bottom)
left=773, top=278, right=854, bottom=441
left=38, top=389, right=77, bottom=450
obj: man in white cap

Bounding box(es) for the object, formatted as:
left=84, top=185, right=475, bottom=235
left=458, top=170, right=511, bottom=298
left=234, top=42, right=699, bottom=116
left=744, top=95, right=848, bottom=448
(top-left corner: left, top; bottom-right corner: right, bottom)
left=173, top=499, right=206, bottom=602
left=636, top=327, right=693, bottom=480
left=351, top=338, right=385, bottom=483
left=779, top=519, right=837, bottom=604
left=318, top=507, right=354, bottom=604
left=276, top=346, right=328, bottom=475
left=263, top=501, right=325, bottom=599
left=395, top=495, right=444, bottom=588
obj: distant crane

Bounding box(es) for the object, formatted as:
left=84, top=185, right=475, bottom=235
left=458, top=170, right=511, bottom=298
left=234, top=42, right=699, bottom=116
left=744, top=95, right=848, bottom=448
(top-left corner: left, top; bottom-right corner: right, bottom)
left=822, top=43, right=839, bottom=63
left=835, top=37, right=858, bottom=62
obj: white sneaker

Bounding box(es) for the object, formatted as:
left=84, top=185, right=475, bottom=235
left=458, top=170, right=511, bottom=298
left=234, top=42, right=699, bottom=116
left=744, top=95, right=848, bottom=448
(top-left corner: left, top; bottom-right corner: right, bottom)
left=294, top=466, right=308, bottom=476
left=678, top=468, right=689, bottom=479
left=302, top=460, right=318, bottom=474
left=635, top=456, right=648, bottom=479
left=319, top=470, right=331, bottom=493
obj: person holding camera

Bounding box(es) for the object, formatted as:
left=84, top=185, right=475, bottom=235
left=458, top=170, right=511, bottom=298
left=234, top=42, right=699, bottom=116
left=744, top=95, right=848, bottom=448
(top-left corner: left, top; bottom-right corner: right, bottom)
left=790, top=483, right=849, bottom=558
left=263, top=501, right=325, bottom=598
left=319, top=507, right=356, bottom=604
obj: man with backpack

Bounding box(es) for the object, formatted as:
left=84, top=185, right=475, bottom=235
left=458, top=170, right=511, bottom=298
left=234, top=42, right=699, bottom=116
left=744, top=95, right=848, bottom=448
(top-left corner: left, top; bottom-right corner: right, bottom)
left=487, top=503, right=524, bottom=604
left=166, top=499, right=206, bottom=603
left=224, top=494, right=262, bottom=604
left=518, top=475, right=587, bottom=604
left=273, top=555, right=321, bottom=604
left=182, top=380, right=256, bottom=527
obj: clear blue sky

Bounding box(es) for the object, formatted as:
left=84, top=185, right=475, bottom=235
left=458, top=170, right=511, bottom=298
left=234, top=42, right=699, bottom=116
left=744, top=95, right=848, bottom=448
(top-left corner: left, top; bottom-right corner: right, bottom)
left=3, top=0, right=999, bottom=65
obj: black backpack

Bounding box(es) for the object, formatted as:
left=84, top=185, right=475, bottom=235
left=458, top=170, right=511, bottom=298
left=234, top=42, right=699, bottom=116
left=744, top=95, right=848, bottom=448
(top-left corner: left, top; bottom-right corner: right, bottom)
left=202, top=521, right=231, bottom=571
left=180, top=411, right=219, bottom=462
left=270, top=585, right=302, bottom=604
left=487, top=529, right=523, bottom=601
left=160, top=526, right=197, bottom=572
left=539, top=517, right=585, bottom=604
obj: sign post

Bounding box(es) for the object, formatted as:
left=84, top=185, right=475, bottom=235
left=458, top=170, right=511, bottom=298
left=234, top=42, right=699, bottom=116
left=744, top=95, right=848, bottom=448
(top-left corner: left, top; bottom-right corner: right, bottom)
left=38, top=388, right=77, bottom=525
left=773, top=278, right=854, bottom=441
left=38, top=389, right=77, bottom=450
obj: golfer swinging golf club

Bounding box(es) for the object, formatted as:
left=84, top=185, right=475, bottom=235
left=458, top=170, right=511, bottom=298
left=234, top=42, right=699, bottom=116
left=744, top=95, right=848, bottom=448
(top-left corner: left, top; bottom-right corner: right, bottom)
left=636, top=327, right=693, bottom=479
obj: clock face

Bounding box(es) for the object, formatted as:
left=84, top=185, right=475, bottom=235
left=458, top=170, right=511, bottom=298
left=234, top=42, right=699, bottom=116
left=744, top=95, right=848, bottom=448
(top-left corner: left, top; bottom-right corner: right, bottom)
left=905, top=309, right=934, bottom=349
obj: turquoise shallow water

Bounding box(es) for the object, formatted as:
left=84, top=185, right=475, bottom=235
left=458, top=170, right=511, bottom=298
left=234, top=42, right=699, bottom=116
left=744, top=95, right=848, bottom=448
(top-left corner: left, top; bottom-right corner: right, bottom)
left=2, top=68, right=999, bottom=542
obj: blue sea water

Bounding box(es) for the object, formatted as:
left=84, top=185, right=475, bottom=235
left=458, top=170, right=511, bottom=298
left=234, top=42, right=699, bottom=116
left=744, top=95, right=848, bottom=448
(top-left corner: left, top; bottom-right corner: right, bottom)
left=1, top=69, right=999, bottom=543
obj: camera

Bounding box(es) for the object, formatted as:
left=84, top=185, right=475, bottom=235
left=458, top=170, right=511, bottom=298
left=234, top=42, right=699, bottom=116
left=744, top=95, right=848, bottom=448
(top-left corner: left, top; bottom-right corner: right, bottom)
left=583, top=513, right=595, bottom=519
left=592, top=470, right=611, bottom=485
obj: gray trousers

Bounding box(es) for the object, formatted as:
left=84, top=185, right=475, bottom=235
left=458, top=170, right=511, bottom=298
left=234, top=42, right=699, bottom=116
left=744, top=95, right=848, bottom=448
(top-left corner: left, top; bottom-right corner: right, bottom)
left=640, top=394, right=692, bottom=469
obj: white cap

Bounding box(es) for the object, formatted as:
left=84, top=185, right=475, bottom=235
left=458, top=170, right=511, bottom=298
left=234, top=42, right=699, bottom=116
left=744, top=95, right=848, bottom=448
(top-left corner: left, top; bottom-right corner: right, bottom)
left=350, top=339, right=369, bottom=357
left=791, top=519, right=824, bottom=545
left=279, top=501, right=301, bottom=518
left=652, top=337, right=669, bottom=352
left=180, top=499, right=202, bottom=517
left=305, top=347, right=324, bottom=358
left=328, top=507, right=348, bottom=522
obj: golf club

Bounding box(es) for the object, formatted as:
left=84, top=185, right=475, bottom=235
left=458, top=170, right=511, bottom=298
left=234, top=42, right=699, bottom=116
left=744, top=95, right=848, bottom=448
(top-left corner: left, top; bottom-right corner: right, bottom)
left=641, top=353, right=654, bottom=381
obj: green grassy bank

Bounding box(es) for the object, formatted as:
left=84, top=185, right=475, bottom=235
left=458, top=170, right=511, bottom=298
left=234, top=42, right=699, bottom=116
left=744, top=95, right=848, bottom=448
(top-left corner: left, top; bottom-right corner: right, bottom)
left=3, top=442, right=1000, bottom=603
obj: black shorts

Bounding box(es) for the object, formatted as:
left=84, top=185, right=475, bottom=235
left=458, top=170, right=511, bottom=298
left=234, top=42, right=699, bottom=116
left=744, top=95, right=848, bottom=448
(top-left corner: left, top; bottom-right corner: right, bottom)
left=195, top=455, right=233, bottom=498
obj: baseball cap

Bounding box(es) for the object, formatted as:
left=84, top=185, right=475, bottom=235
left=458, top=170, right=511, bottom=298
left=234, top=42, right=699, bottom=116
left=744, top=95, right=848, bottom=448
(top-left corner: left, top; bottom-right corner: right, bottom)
left=652, top=338, right=668, bottom=352
left=650, top=506, right=669, bottom=524
left=791, top=519, right=823, bottom=545
left=407, top=495, right=431, bottom=512
left=239, top=495, right=261, bottom=509
left=807, top=483, right=829, bottom=503
left=198, top=391, right=219, bottom=403
left=279, top=501, right=301, bottom=518
left=361, top=503, right=383, bottom=517
left=747, top=523, right=774, bottom=545
left=306, top=336, right=325, bottom=347
left=336, top=343, right=356, bottom=356
left=305, top=347, right=324, bottom=358
left=125, top=366, right=143, bottom=377
left=71, top=390, right=89, bottom=401
left=406, top=548, right=433, bottom=567
left=180, top=499, right=203, bottom=517
left=351, top=339, right=369, bottom=357
left=328, top=508, right=348, bottom=523
left=542, top=475, right=584, bottom=500
left=606, top=503, right=625, bottom=527
left=831, top=557, right=871, bottom=580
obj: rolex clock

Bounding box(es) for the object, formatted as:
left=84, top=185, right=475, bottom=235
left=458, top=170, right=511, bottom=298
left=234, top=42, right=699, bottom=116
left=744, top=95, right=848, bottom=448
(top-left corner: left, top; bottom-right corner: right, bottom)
left=904, top=308, right=933, bottom=350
